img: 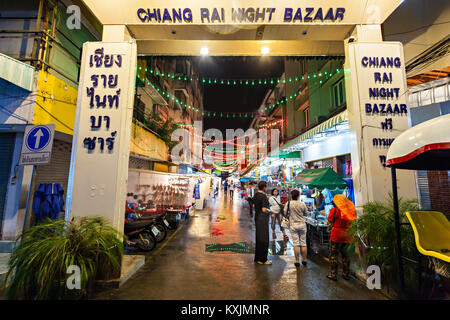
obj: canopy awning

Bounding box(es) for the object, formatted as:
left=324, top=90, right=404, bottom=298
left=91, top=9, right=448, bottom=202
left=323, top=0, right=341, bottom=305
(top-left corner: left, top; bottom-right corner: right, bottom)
left=294, top=168, right=347, bottom=190
left=280, top=110, right=348, bottom=151
left=142, top=85, right=168, bottom=106
left=0, top=53, right=34, bottom=91
left=387, top=114, right=450, bottom=170
left=269, top=151, right=301, bottom=159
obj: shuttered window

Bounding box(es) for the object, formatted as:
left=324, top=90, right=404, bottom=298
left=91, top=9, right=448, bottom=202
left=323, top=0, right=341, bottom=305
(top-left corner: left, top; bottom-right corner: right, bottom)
left=0, top=133, right=16, bottom=236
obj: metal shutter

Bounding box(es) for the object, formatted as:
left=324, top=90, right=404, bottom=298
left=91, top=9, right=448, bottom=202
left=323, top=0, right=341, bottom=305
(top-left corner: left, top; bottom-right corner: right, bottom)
left=0, top=133, right=16, bottom=236
left=129, top=156, right=152, bottom=170
left=33, top=140, right=72, bottom=219
left=416, top=170, right=431, bottom=210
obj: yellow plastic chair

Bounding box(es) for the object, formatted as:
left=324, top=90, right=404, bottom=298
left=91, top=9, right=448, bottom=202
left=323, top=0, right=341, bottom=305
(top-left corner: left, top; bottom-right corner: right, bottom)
left=406, top=211, right=450, bottom=263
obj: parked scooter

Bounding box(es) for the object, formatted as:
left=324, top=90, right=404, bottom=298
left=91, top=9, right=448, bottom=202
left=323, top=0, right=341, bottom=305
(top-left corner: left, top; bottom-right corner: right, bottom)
left=124, top=214, right=157, bottom=251
left=131, top=212, right=168, bottom=243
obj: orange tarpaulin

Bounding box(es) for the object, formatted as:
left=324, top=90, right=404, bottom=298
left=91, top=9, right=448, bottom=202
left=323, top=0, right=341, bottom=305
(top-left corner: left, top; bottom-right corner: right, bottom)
left=333, top=194, right=357, bottom=221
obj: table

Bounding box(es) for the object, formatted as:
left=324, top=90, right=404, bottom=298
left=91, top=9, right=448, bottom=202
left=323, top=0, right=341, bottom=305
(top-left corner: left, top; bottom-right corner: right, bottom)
left=305, top=215, right=330, bottom=249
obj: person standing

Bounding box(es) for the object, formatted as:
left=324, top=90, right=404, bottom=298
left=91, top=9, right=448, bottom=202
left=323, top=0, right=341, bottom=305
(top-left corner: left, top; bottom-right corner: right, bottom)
left=253, top=181, right=272, bottom=265
left=247, top=182, right=256, bottom=218
left=229, top=182, right=234, bottom=199
left=269, top=189, right=289, bottom=241
left=285, top=189, right=309, bottom=267
left=223, top=180, right=228, bottom=197
left=326, top=195, right=356, bottom=281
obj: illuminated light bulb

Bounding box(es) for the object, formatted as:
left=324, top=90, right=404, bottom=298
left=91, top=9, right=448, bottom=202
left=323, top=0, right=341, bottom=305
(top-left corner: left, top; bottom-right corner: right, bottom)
left=200, top=47, right=209, bottom=55
left=261, top=46, right=270, bottom=55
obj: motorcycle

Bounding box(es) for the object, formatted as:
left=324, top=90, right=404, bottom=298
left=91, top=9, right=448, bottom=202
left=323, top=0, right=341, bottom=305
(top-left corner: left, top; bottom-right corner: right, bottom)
left=124, top=213, right=158, bottom=251
left=131, top=211, right=169, bottom=243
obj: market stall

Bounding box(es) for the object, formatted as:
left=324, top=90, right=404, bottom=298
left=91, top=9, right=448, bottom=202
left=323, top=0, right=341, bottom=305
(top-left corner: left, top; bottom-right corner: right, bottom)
left=386, top=113, right=450, bottom=298
left=294, top=168, right=349, bottom=253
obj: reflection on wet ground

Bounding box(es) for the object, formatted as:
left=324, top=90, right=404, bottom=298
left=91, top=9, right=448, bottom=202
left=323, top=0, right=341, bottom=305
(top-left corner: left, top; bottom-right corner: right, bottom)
left=94, top=195, right=387, bottom=300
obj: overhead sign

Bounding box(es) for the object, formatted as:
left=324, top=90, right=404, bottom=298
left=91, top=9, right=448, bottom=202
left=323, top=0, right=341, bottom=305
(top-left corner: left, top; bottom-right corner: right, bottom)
left=82, top=0, right=404, bottom=25
left=19, top=124, right=55, bottom=165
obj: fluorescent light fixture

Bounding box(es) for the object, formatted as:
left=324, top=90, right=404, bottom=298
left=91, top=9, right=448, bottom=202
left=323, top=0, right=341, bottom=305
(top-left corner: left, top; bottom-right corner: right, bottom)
left=261, top=46, right=270, bottom=55
left=200, top=47, right=209, bottom=55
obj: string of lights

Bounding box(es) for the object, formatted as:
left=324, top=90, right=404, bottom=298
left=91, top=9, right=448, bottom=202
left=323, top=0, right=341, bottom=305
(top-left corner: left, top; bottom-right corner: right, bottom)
left=136, top=66, right=344, bottom=86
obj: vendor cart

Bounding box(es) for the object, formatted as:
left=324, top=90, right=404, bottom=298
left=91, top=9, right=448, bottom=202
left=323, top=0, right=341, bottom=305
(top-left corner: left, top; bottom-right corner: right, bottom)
left=386, top=113, right=450, bottom=299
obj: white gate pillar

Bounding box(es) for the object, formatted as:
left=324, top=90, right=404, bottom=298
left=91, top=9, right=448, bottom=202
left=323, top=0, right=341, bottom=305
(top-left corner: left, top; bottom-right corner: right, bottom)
left=65, top=26, right=136, bottom=232
left=344, top=25, right=417, bottom=208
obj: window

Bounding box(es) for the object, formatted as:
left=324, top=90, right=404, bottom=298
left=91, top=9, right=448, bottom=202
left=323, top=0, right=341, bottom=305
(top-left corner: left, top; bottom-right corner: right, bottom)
left=152, top=104, right=158, bottom=116
left=332, top=78, right=346, bottom=107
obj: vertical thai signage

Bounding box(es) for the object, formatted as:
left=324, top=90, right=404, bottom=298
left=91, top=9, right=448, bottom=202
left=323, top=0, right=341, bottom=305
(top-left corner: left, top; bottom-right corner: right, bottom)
left=346, top=42, right=417, bottom=205
left=66, top=42, right=137, bottom=231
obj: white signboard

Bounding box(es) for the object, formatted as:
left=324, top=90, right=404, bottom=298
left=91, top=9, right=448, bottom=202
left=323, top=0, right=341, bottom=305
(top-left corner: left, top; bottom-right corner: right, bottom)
left=346, top=42, right=417, bottom=205
left=19, top=124, right=55, bottom=165
left=65, top=42, right=137, bottom=231
left=82, top=0, right=403, bottom=25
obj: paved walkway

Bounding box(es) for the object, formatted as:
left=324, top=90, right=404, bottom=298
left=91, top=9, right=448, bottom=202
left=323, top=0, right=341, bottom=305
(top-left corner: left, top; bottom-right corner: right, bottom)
left=95, top=194, right=385, bottom=300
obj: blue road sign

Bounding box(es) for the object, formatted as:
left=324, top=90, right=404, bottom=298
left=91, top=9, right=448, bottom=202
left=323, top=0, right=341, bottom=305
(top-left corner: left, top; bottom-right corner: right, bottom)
left=26, top=125, right=52, bottom=151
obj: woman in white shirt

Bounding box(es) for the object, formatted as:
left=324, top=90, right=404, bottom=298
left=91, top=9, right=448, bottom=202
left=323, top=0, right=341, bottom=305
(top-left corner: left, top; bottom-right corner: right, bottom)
left=269, top=189, right=289, bottom=241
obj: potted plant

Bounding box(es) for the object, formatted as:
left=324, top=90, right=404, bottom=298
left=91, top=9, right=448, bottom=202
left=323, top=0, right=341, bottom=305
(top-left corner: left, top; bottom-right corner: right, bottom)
left=3, top=217, right=123, bottom=300
left=348, top=194, right=419, bottom=297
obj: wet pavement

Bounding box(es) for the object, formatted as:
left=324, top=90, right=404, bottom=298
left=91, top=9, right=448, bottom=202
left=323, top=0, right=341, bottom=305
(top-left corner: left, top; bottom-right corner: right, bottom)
left=94, top=194, right=386, bottom=300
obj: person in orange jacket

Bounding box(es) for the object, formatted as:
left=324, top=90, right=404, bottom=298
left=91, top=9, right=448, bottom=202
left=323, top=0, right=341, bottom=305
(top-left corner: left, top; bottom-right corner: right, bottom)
left=326, top=195, right=356, bottom=281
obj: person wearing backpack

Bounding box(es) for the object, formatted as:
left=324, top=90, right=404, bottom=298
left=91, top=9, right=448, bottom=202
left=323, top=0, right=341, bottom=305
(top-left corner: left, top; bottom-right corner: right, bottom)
left=283, top=189, right=309, bottom=267
left=326, top=194, right=357, bottom=281
left=269, top=189, right=289, bottom=241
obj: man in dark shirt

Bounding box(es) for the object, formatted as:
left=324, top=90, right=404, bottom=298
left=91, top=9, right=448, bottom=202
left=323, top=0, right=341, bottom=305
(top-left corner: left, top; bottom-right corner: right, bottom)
left=253, top=181, right=272, bottom=265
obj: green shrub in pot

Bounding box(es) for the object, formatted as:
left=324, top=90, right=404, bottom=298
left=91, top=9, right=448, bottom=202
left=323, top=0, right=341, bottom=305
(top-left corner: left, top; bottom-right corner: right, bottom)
left=3, top=217, right=123, bottom=300
left=348, top=194, right=419, bottom=295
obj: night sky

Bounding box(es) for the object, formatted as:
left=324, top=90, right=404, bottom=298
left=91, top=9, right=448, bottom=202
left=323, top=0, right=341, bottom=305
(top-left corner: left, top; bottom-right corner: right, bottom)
left=195, top=56, right=284, bottom=132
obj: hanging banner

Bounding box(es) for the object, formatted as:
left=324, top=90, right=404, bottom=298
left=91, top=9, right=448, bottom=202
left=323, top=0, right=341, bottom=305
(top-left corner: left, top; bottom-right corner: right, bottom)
left=65, top=42, right=137, bottom=231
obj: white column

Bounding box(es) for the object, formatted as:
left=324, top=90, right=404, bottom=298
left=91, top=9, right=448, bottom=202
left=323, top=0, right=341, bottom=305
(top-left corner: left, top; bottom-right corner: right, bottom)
left=65, top=29, right=137, bottom=232
left=344, top=25, right=417, bottom=208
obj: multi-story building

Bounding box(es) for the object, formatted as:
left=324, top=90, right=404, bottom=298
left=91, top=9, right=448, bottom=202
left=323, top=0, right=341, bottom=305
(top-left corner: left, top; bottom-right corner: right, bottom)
left=252, top=0, right=449, bottom=211
left=0, top=1, right=204, bottom=250
left=131, top=56, right=204, bottom=173
left=0, top=0, right=100, bottom=249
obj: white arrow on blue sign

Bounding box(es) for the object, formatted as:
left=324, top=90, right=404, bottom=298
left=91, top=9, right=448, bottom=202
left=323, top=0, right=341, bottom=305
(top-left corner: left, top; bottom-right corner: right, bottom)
left=19, top=124, right=55, bottom=166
